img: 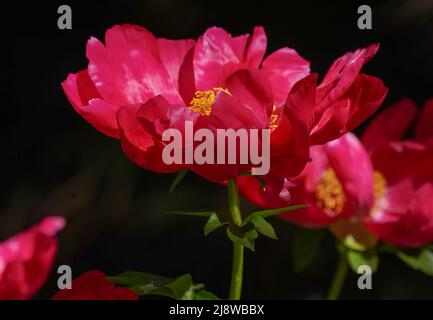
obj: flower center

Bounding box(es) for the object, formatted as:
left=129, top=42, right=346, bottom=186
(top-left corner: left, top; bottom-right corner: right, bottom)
left=371, top=170, right=387, bottom=214
left=189, top=87, right=229, bottom=116
left=269, top=105, right=280, bottom=130
left=373, top=171, right=387, bottom=200
left=315, top=168, right=346, bottom=215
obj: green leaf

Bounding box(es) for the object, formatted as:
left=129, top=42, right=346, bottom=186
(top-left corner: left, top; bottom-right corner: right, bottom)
left=243, top=205, right=308, bottom=225
left=397, top=248, right=433, bottom=276
left=292, top=228, right=325, bottom=273
left=347, top=250, right=379, bottom=273
left=204, top=212, right=228, bottom=236
left=109, top=271, right=174, bottom=296
left=226, top=227, right=256, bottom=251
left=250, top=215, right=277, bottom=239
left=110, top=272, right=219, bottom=300
left=169, top=170, right=188, bottom=195
left=195, top=290, right=220, bottom=300
left=159, top=274, right=195, bottom=300
left=163, top=210, right=215, bottom=218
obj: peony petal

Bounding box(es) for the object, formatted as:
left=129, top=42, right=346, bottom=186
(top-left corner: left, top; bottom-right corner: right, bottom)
left=310, top=99, right=350, bottom=145
left=311, top=74, right=387, bottom=145
left=137, top=95, right=198, bottom=136
left=261, top=47, right=310, bottom=106
left=178, top=47, right=196, bottom=105
left=225, top=69, right=274, bottom=127
left=157, top=38, right=195, bottom=90
left=193, top=27, right=241, bottom=90
left=315, top=44, right=379, bottom=113
left=237, top=174, right=292, bottom=209
left=344, top=74, right=388, bottom=131
left=371, top=142, right=433, bottom=187
left=362, top=98, right=416, bottom=153
left=415, top=98, right=433, bottom=144
left=325, top=133, right=374, bottom=216
left=231, top=34, right=249, bottom=61
left=62, top=71, right=120, bottom=138
left=270, top=74, right=317, bottom=177
left=244, top=26, right=267, bottom=68
left=51, top=270, right=138, bottom=300
left=197, top=89, right=263, bottom=130
left=0, top=217, right=64, bottom=299
left=365, top=182, right=433, bottom=248
left=86, top=24, right=183, bottom=106
left=117, top=104, right=182, bottom=173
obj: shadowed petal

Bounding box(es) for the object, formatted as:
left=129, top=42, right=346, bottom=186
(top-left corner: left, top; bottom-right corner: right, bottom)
left=362, top=98, right=417, bottom=154
left=415, top=99, right=433, bottom=144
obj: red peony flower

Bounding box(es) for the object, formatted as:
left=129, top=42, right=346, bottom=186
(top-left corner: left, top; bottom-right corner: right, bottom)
left=239, top=98, right=433, bottom=248
left=51, top=270, right=138, bottom=300
left=0, top=217, right=65, bottom=299
left=238, top=132, right=375, bottom=228
left=63, top=24, right=386, bottom=183
left=362, top=99, right=433, bottom=247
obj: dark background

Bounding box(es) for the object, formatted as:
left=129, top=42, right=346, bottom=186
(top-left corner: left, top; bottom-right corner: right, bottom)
left=2, top=0, right=433, bottom=299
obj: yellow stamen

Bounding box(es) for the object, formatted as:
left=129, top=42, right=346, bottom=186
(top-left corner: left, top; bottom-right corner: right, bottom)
left=189, top=87, right=229, bottom=116
left=315, top=169, right=346, bottom=215
left=373, top=171, right=387, bottom=201
left=269, top=105, right=279, bottom=130
left=371, top=170, right=387, bottom=214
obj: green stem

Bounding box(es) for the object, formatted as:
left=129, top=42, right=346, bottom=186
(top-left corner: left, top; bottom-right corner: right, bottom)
left=326, top=250, right=348, bottom=300
left=227, top=179, right=244, bottom=300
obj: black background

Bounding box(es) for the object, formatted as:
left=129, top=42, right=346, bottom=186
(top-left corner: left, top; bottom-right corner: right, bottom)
left=2, top=0, right=433, bottom=299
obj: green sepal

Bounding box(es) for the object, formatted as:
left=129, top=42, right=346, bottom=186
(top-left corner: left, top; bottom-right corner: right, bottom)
left=346, top=249, right=379, bottom=273
left=249, top=215, right=277, bottom=239
left=242, top=205, right=309, bottom=225
left=204, top=212, right=229, bottom=236
left=226, top=226, right=257, bottom=251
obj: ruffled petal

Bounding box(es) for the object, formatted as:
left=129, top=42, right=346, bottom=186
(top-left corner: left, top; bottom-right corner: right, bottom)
left=343, top=74, right=388, bottom=131
left=315, top=44, right=379, bottom=113
left=62, top=71, right=120, bottom=138
left=86, top=24, right=183, bottom=106
left=193, top=27, right=242, bottom=90
left=261, top=47, right=310, bottom=106
left=117, top=104, right=183, bottom=173
left=362, top=98, right=417, bottom=153
left=311, top=74, right=387, bottom=145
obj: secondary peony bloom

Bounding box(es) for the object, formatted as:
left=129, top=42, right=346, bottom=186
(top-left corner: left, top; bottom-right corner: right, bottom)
left=362, top=99, right=433, bottom=247
left=51, top=270, right=138, bottom=300
left=239, top=99, right=433, bottom=248
left=63, top=24, right=387, bottom=183
left=0, top=217, right=65, bottom=299
left=238, top=132, right=376, bottom=229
